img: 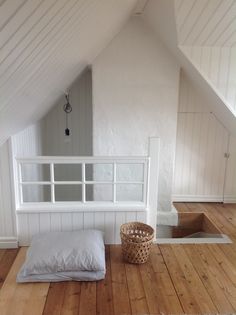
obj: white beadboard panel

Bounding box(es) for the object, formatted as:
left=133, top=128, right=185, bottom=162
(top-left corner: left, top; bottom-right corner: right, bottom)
left=39, top=213, right=51, bottom=233
left=40, top=68, right=92, bottom=157
left=114, top=212, right=126, bottom=244
left=11, top=122, right=43, bottom=206
left=11, top=122, right=43, bottom=157
left=0, top=141, right=16, bottom=243
left=104, top=212, right=115, bottom=244
left=178, top=71, right=210, bottom=113
left=17, top=210, right=147, bottom=245
left=61, top=212, right=73, bottom=231
left=224, top=134, right=236, bottom=201
left=175, top=0, right=236, bottom=46
left=28, top=213, right=40, bottom=239
left=17, top=213, right=29, bottom=246
left=174, top=70, right=236, bottom=203
left=83, top=212, right=95, bottom=230
left=125, top=211, right=137, bottom=222
left=182, top=45, right=236, bottom=114
left=136, top=211, right=147, bottom=223
left=72, top=212, right=83, bottom=231
left=50, top=212, right=62, bottom=232
left=174, top=71, right=229, bottom=201
left=94, top=212, right=105, bottom=231
left=0, top=0, right=137, bottom=145
left=173, top=112, right=228, bottom=200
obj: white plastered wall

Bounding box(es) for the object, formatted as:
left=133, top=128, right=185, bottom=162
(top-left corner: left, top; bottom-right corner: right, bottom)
left=92, top=17, right=180, bottom=216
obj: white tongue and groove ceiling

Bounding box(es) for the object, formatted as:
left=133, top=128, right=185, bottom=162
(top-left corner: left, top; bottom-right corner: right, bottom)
left=1, top=0, right=236, bottom=145
left=175, top=0, right=236, bottom=46
left=0, top=0, right=137, bottom=145
left=174, top=0, right=236, bottom=119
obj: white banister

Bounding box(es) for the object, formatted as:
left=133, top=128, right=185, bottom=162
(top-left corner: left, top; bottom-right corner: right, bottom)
left=15, top=155, right=150, bottom=211
left=147, top=137, right=160, bottom=239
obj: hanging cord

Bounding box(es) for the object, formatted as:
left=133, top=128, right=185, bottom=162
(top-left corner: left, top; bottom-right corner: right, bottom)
left=63, top=93, right=72, bottom=136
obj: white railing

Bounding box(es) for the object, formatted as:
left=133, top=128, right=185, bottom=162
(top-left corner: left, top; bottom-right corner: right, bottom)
left=16, top=156, right=150, bottom=209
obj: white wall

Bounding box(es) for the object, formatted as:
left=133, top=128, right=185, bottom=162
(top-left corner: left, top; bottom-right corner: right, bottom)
left=92, top=17, right=180, bottom=212
left=0, top=141, right=17, bottom=247
left=224, top=135, right=236, bottom=202
left=173, top=70, right=236, bottom=202
left=0, top=123, right=43, bottom=247
left=17, top=210, right=147, bottom=246
left=182, top=46, right=236, bottom=115
left=11, top=122, right=43, bottom=204
left=41, top=69, right=93, bottom=157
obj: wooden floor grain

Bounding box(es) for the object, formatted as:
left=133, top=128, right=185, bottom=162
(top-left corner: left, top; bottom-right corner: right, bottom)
left=0, top=202, right=236, bottom=315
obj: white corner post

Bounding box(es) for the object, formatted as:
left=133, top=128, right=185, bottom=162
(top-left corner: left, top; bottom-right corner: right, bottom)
left=147, top=137, right=160, bottom=240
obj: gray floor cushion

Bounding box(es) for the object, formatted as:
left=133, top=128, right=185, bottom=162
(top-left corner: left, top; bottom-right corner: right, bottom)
left=17, top=230, right=106, bottom=283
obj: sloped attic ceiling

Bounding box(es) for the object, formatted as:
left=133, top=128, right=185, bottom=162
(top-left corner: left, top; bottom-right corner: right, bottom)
left=175, top=0, right=236, bottom=116
left=142, top=0, right=236, bottom=135
left=0, top=0, right=137, bottom=145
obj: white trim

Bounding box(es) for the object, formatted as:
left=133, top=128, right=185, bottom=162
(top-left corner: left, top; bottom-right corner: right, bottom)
left=0, top=237, right=18, bottom=249
left=155, top=234, right=232, bottom=244
left=223, top=195, right=236, bottom=203
left=16, top=202, right=148, bottom=213
left=147, top=137, right=160, bottom=237
left=17, top=156, right=149, bottom=163
left=172, top=195, right=223, bottom=202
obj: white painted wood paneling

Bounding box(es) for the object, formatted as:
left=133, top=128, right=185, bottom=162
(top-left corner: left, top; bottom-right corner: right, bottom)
left=11, top=122, right=42, bottom=157
left=175, top=0, right=236, bottom=117
left=0, top=0, right=137, bottom=145
left=40, top=68, right=93, bottom=156
left=17, top=210, right=147, bottom=245
left=224, top=135, right=236, bottom=202
left=173, top=71, right=229, bottom=201
left=182, top=45, right=236, bottom=114
left=175, top=0, right=236, bottom=46
left=0, top=141, right=17, bottom=247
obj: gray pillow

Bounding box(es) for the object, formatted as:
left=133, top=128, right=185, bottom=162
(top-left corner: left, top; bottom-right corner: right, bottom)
left=17, top=230, right=105, bottom=282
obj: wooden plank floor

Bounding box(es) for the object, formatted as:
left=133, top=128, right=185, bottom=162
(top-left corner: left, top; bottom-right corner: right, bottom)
left=0, top=202, right=236, bottom=314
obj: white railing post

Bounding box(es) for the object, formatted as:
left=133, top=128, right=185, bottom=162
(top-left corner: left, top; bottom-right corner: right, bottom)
left=82, top=163, right=86, bottom=203
left=50, top=163, right=55, bottom=203
left=143, top=159, right=150, bottom=204
left=113, top=163, right=117, bottom=203
left=18, top=162, right=23, bottom=204
left=147, top=137, right=160, bottom=239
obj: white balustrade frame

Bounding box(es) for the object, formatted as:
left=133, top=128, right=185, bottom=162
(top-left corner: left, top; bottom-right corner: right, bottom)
left=16, top=156, right=150, bottom=212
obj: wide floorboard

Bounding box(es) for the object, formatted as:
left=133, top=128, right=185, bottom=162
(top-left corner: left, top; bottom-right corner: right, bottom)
left=0, top=202, right=236, bottom=314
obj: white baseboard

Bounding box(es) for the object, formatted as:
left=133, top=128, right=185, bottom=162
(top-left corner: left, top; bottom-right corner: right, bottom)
left=157, top=205, right=178, bottom=226
left=223, top=196, right=236, bottom=203
left=0, top=237, right=18, bottom=249
left=172, top=195, right=223, bottom=202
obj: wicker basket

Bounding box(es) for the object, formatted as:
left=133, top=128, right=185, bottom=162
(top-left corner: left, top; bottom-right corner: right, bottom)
left=120, top=222, right=154, bottom=264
